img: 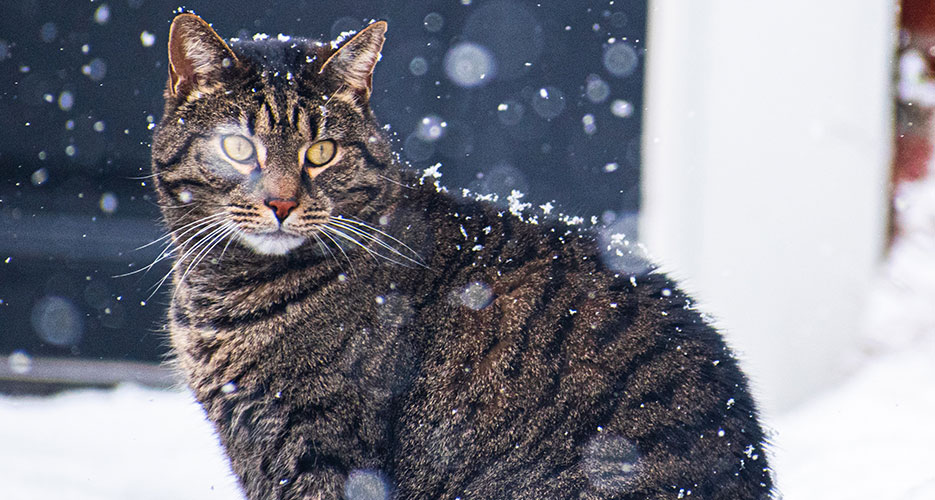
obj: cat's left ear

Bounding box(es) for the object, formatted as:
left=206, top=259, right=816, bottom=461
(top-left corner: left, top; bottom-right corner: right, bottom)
left=319, top=21, right=387, bottom=100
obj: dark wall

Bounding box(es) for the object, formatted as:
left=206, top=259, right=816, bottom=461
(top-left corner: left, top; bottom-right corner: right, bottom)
left=0, top=0, right=646, bottom=363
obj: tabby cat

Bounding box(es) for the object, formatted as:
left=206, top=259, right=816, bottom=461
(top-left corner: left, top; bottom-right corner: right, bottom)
left=151, top=13, right=773, bottom=500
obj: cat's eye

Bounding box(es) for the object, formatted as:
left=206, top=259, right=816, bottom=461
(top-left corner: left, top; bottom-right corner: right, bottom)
left=306, top=140, right=337, bottom=166
left=222, top=135, right=256, bottom=163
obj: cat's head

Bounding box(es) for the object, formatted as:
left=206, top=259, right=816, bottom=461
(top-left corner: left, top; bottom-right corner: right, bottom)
left=151, top=14, right=397, bottom=256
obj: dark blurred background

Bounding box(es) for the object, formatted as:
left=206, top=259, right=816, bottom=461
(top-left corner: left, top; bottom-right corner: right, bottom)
left=0, top=0, right=646, bottom=384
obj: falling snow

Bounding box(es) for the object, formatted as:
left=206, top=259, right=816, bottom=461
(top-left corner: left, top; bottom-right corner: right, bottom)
left=140, top=31, right=156, bottom=47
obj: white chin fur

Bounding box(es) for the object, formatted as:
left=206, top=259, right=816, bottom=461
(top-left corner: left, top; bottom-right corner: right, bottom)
left=239, top=232, right=306, bottom=255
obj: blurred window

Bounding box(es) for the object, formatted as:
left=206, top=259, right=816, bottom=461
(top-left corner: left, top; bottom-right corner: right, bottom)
left=0, top=0, right=647, bottom=385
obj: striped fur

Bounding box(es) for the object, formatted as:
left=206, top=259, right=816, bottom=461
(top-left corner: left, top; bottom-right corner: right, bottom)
left=151, top=14, right=774, bottom=500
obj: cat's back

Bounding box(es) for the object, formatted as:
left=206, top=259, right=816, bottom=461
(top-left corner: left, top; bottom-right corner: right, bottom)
left=387, top=185, right=772, bottom=499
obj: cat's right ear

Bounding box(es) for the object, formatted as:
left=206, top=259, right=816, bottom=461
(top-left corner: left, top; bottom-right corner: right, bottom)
left=319, top=21, right=387, bottom=101
left=167, top=14, right=238, bottom=100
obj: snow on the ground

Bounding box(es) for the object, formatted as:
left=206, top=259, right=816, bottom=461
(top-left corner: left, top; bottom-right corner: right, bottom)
left=767, top=171, right=935, bottom=500
left=770, top=341, right=935, bottom=500
left=1, top=342, right=933, bottom=500
left=0, top=384, right=242, bottom=500
left=866, top=174, right=935, bottom=347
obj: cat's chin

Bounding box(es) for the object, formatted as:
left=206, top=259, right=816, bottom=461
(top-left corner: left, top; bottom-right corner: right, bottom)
left=239, top=232, right=306, bottom=256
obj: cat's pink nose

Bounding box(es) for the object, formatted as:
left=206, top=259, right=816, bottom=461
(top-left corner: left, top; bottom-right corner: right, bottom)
left=264, top=198, right=297, bottom=222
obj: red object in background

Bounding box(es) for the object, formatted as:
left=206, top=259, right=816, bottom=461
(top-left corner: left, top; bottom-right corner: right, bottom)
left=897, top=1, right=935, bottom=184
left=894, top=130, right=931, bottom=184
left=901, top=1, right=935, bottom=34
left=893, top=0, right=935, bottom=187
left=889, top=0, right=935, bottom=242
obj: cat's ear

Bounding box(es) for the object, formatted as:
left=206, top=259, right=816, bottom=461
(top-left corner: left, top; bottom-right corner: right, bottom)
left=167, top=13, right=238, bottom=100
left=319, top=21, right=387, bottom=100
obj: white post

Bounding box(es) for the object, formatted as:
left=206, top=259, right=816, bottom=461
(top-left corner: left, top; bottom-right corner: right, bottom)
left=641, top=1, right=896, bottom=415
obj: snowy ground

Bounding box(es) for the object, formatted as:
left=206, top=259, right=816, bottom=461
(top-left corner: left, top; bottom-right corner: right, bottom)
left=770, top=343, right=935, bottom=499
left=2, top=341, right=933, bottom=500
left=768, top=173, right=935, bottom=499
left=0, top=383, right=243, bottom=500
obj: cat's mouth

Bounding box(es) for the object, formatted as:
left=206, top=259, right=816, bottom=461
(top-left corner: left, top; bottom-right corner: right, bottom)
left=238, top=230, right=306, bottom=256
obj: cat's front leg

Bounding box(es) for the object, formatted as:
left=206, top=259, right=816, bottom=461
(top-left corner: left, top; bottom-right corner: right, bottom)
left=209, top=397, right=352, bottom=500
left=235, top=459, right=347, bottom=500
left=276, top=469, right=345, bottom=500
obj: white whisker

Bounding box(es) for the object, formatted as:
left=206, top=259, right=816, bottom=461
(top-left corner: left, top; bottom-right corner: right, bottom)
left=328, top=218, right=425, bottom=267
left=177, top=222, right=238, bottom=290
left=117, top=212, right=229, bottom=278
left=377, top=174, right=413, bottom=189
left=331, top=215, right=425, bottom=264
left=147, top=218, right=231, bottom=300
left=217, top=225, right=242, bottom=262
left=136, top=211, right=226, bottom=251
left=321, top=225, right=389, bottom=265
left=317, top=227, right=355, bottom=276
left=321, top=225, right=417, bottom=269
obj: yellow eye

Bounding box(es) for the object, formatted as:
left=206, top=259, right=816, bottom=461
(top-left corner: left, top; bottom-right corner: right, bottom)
left=221, top=135, right=256, bottom=163
left=306, top=140, right=337, bottom=166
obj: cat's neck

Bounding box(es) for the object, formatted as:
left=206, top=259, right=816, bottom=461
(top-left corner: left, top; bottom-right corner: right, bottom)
left=174, top=239, right=363, bottom=320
